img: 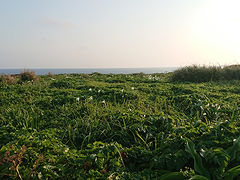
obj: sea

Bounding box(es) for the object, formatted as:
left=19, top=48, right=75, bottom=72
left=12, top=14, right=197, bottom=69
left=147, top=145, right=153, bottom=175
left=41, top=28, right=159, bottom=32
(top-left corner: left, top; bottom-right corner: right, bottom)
left=0, top=67, right=178, bottom=75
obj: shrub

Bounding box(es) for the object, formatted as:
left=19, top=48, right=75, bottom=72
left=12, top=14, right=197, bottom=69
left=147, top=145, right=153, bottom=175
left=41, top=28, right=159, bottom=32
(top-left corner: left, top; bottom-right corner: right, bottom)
left=47, top=72, right=55, bottom=78
left=222, top=65, right=240, bottom=80
left=19, top=71, right=38, bottom=81
left=1, top=75, right=17, bottom=84
left=169, top=65, right=224, bottom=82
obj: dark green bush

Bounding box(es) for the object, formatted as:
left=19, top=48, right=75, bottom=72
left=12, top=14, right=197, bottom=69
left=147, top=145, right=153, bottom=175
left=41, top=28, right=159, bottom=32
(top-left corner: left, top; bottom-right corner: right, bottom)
left=170, top=65, right=240, bottom=82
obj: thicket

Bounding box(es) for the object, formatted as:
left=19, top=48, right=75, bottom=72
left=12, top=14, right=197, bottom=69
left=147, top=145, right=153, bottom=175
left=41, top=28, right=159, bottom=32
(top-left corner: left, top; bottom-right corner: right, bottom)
left=170, top=65, right=240, bottom=82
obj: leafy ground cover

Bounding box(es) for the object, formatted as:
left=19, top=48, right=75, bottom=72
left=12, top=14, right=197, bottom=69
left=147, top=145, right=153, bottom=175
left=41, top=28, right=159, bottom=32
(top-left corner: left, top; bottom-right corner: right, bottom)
left=1, top=73, right=240, bottom=179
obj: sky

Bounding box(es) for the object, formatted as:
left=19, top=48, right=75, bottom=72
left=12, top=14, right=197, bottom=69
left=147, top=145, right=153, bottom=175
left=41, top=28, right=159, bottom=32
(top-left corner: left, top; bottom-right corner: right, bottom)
left=0, top=0, right=240, bottom=68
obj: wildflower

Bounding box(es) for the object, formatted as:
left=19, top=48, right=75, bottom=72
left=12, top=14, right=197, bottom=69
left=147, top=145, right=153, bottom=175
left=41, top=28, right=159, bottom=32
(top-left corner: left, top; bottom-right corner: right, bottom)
left=89, top=96, right=93, bottom=100
left=76, top=97, right=80, bottom=102
left=203, top=113, right=206, bottom=116
left=102, top=100, right=105, bottom=103
left=64, top=148, right=69, bottom=153
left=200, top=148, right=205, bottom=153
left=129, top=109, right=132, bottom=112
left=131, top=87, right=134, bottom=90
left=98, top=90, right=101, bottom=93
left=121, top=89, right=124, bottom=92
left=51, top=78, right=56, bottom=81
left=89, top=88, right=92, bottom=91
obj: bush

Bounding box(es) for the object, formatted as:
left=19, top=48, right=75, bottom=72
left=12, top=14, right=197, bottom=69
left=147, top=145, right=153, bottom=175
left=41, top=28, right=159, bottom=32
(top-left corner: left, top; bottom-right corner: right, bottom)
left=19, top=71, right=38, bottom=81
left=170, top=65, right=240, bottom=82
left=222, top=65, right=240, bottom=80
left=1, top=75, right=17, bottom=84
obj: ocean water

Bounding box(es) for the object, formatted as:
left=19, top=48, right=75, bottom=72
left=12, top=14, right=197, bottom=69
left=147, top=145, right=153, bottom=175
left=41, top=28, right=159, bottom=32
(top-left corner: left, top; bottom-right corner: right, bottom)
left=0, top=67, right=178, bottom=75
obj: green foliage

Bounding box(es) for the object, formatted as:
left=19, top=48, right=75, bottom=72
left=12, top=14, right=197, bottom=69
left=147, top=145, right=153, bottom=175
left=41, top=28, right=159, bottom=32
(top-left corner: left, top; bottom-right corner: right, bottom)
left=1, top=73, right=240, bottom=179
left=170, top=64, right=240, bottom=82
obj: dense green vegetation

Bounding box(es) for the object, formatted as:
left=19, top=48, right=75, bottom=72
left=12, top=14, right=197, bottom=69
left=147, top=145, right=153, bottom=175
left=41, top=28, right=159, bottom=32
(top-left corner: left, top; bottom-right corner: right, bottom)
left=170, top=65, right=240, bottom=82
left=1, top=72, right=240, bottom=179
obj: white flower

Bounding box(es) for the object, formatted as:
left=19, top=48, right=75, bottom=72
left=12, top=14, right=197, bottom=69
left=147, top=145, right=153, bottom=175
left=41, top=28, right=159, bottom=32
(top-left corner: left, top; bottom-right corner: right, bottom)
left=131, top=87, right=134, bottom=90
left=51, top=78, right=56, bottom=81
left=129, top=109, right=132, bottom=112
left=89, top=88, right=92, bottom=91
left=203, top=113, right=206, bottom=116
left=64, top=148, right=69, bottom=153
left=76, top=97, right=80, bottom=102
left=98, top=90, right=101, bottom=93
left=89, top=96, right=93, bottom=100
left=102, top=100, right=105, bottom=103
left=121, top=89, right=124, bottom=92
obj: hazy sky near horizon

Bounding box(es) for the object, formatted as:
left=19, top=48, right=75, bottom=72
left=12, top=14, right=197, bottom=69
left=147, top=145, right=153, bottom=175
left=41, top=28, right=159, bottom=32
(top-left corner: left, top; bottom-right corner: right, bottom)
left=0, top=0, right=240, bottom=68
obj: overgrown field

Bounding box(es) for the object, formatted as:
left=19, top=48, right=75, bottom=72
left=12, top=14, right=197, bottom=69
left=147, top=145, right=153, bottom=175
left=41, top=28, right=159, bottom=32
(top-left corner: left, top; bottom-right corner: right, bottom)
left=1, top=72, right=240, bottom=179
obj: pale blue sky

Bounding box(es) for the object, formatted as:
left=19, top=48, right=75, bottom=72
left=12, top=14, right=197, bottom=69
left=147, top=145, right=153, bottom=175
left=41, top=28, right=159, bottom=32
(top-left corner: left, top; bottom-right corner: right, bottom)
left=0, top=0, right=239, bottom=68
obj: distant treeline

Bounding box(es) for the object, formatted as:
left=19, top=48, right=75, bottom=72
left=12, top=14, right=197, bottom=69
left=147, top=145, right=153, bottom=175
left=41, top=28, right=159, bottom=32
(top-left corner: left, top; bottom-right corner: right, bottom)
left=170, top=65, right=240, bottom=82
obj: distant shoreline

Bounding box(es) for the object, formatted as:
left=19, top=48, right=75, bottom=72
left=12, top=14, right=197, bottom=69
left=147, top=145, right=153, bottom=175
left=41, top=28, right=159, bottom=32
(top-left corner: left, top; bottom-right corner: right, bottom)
left=0, top=67, right=178, bottom=75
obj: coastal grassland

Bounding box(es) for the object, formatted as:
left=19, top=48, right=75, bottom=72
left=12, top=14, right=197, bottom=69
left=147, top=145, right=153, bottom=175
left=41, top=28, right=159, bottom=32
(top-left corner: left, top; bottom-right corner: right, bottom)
left=1, top=72, right=240, bottom=179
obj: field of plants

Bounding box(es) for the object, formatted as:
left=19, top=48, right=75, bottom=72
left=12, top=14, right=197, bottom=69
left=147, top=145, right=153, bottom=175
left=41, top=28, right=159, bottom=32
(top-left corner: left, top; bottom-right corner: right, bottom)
left=1, top=71, right=240, bottom=179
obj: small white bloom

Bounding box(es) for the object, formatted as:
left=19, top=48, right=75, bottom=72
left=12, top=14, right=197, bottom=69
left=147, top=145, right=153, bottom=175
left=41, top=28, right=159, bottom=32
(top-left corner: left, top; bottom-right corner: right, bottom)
left=200, top=148, right=205, bottom=153
left=131, top=87, right=134, bottom=90
left=89, top=96, right=93, bottom=100
left=129, top=109, right=132, bottom=112
left=98, top=90, right=101, bottom=93
left=51, top=78, right=56, bottom=81
left=89, top=88, right=92, bottom=91
left=76, top=97, right=80, bottom=102
left=64, top=148, right=69, bottom=153
left=203, top=113, right=207, bottom=116
left=121, top=89, right=124, bottom=92
left=102, top=100, right=105, bottom=103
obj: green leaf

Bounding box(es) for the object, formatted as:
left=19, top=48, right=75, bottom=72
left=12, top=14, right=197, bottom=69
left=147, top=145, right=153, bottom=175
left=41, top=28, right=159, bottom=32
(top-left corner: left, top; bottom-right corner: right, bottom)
left=189, top=175, right=209, bottom=180
left=159, top=172, right=186, bottom=180
left=185, top=139, right=210, bottom=178
left=223, top=165, right=240, bottom=180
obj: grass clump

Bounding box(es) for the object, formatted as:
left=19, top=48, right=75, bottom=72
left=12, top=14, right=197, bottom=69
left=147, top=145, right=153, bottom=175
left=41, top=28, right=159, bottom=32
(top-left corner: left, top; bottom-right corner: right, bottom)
left=19, top=71, right=38, bottom=81
left=170, top=65, right=240, bottom=82
left=0, top=75, right=17, bottom=84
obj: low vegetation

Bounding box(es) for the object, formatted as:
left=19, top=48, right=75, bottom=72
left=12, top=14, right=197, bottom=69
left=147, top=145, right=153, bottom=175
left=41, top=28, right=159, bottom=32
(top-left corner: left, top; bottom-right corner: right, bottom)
left=170, top=64, right=240, bottom=82
left=1, top=71, right=240, bottom=179
left=0, top=75, right=17, bottom=84
left=19, top=71, right=38, bottom=82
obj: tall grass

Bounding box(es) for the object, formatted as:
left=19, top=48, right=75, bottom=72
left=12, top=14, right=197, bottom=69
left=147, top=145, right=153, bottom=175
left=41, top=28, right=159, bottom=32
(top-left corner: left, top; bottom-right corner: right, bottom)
left=0, top=75, right=17, bottom=84
left=170, top=65, right=240, bottom=82
left=19, top=70, right=38, bottom=81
